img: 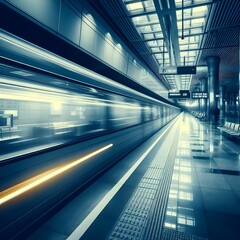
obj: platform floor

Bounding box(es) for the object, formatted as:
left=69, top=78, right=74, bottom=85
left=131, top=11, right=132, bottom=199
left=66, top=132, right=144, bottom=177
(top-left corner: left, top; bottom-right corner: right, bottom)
left=28, top=114, right=240, bottom=240
left=162, top=114, right=240, bottom=240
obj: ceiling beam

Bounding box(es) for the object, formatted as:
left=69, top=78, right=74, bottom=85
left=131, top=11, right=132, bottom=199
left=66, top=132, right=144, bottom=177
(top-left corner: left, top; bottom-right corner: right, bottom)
left=128, top=10, right=157, bottom=18
left=176, top=14, right=207, bottom=22
left=175, top=1, right=213, bottom=11
left=135, top=21, right=159, bottom=27
left=130, top=36, right=164, bottom=43
left=124, top=0, right=149, bottom=5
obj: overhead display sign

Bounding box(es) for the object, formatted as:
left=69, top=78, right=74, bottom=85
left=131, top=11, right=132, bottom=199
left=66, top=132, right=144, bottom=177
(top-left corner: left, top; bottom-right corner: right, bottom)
left=159, top=66, right=177, bottom=75
left=160, top=66, right=196, bottom=75
left=177, top=66, right=196, bottom=74
left=168, top=90, right=190, bottom=99
left=192, top=92, right=208, bottom=99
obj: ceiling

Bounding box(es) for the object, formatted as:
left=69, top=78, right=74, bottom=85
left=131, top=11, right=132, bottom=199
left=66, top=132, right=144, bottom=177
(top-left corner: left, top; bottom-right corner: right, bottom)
left=89, top=0, right=240, bottom=101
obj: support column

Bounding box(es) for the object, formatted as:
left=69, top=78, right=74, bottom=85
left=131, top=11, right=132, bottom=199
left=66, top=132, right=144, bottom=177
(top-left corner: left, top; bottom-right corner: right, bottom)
left=233, top=92, right=237, bottom=119
left=237, top=37, right=240, bottom=122
left=239, top=86, right=240, bottom=124
left=200, top=77, right=207, bottom=118
left=194, top=84, right=201, bottom=113
left=238, top=92, right=240, bottom=124
left=219, top=85, right=226, bottom=125
left=206, top=56, right=220, bottom=124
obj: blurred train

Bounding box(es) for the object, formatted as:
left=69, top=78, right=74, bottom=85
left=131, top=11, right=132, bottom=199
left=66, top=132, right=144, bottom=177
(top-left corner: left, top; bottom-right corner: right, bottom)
left=0, top=30, right=180, bottom=160
left=0, top=30, right=180, bottom=239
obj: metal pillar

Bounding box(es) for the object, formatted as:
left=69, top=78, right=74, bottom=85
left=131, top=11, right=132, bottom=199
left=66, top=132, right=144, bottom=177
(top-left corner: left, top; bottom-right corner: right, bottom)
left=238, top=93, right=240, bottom=124
left=239, top=34, right=240, bottom=123
left=206, top=56, right=220, bottom=124
left=200, top=77, right=207, bottom=118
left=219, top=85, right=226, bottom=125
left=233, top=92, right=237, bottom=119
left=194, top=84, right=201, bottom=113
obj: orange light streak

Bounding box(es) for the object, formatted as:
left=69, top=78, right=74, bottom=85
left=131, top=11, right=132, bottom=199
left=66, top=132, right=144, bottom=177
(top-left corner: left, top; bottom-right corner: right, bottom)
left=0, top=144, right=113, bottom=205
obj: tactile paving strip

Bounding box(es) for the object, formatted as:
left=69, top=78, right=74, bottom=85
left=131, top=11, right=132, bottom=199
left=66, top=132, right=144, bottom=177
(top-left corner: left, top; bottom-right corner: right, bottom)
left=107, top=124, right=179, bottom=240
left=161, top=229, right=208, bottom=240
left=144, top=168, right=163, bottom=180
left=142, top=128, right=180, bottom=240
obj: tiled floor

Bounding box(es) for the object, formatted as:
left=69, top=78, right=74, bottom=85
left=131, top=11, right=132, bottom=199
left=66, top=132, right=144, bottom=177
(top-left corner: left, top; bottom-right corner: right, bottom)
left=26, top=113, right=240, bottom=240
left=163, top=113, right=240, bottom=240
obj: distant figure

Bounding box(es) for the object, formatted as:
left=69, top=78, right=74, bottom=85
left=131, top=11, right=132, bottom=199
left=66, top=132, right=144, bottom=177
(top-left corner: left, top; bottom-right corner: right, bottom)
left=214, top=107, right=220, bottom=127
left=183, top=111, right=185, bottom=121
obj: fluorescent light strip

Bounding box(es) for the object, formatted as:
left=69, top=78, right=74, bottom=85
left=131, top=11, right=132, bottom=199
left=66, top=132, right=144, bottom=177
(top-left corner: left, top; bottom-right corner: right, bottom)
left=0, top=144, right=113, bottom=205
left=67, top=114, right=181, bottom=240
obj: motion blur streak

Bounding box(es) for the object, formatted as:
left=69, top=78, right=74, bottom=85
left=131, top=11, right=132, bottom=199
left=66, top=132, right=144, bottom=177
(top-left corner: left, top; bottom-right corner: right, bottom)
left=0, top=144, right=113, bottom=205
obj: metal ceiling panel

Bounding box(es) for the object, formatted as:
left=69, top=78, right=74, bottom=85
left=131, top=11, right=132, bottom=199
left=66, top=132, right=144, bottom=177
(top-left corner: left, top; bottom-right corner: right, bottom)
left=209, top=0, right=240, bottom=29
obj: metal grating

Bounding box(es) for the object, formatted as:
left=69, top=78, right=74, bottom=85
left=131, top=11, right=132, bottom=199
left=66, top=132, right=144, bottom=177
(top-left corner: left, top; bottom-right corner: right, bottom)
left=116, top=18, right=143, bottom=42
left=132, top=41, right=151, bottom=54
left=204, top=27, right=240, bottom=49
left=197, top=0, right=240, bottom=91
left=209, top=0, right=240, bottom=29
left=102, top=0, right=127, bottom=18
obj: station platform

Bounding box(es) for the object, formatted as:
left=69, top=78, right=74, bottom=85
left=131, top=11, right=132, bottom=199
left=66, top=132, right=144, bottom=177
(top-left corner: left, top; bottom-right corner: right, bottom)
left=27, top=113, right=240, bottom=240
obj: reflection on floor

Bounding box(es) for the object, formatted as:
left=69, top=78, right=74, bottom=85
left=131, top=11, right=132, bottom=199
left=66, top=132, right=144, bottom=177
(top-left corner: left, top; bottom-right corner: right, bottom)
left=163, top=113, right=240, bottom=240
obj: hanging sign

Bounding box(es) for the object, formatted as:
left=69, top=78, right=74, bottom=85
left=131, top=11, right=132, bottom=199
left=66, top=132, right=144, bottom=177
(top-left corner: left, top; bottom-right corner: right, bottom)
left=168, top=90, right=190, bottom=99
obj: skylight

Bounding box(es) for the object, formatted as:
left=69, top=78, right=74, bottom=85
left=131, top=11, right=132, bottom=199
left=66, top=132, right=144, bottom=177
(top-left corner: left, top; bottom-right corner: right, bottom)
left=191, top=28, right=203, bottom=34
left=143, top=33, right=155, bottom=40
left=123, top=0, right=211, bottom=95
left=191, top=18, right=205, bottom=25
left=193, top=5, right=208, bottom=14
left=127, top=2, right=143, bottom=11
left=132, top=15, right=148, bottom=25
